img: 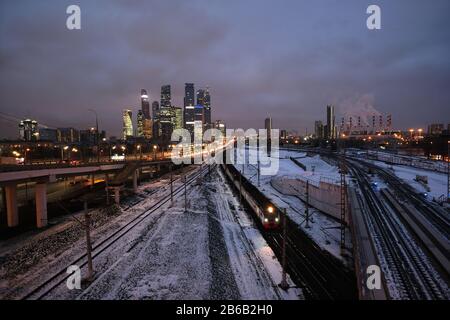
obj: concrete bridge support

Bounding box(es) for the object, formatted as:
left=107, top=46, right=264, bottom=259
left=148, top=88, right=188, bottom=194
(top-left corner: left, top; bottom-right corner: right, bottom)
left=35, top=183, right=48, bottom=228
left=133, top=170, right=138, bottom=192
left=114, top=187, right=120, bottom=205
left=105, top=174, right=110, bottom=205
left=5, top=184, right=18, bottom=227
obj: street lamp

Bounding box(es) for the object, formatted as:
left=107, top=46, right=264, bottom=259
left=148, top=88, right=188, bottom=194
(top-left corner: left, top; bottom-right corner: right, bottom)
left=61, top=145, right=69, bottom=162
left=25, top=148, right=31, bottom=164
left=121, top=145, right=126, bottom=161
left=88, top=109, right=100, bottom=163
left=153, top=145, right=157, bottom=160
left=137, top=145, right=142, bottom=160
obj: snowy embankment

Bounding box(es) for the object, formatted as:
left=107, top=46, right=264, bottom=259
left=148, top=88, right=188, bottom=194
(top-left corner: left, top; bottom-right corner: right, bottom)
left=365, top=159, right=448, bottom=202
left=234, top=149, right=350, bottom=263
left=0, top=166, right=195, bottom=299
left=1, top=164, right=300, bottom=300
left=68, top=167, right=299, bottom=299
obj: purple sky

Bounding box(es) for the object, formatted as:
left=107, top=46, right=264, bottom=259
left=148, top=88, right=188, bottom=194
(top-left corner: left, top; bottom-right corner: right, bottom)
left=0, top=0, right=449, bottom=138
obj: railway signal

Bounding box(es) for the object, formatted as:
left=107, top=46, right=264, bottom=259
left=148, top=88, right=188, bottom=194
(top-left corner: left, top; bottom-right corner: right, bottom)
left=280, top=208, right=289, bottom=290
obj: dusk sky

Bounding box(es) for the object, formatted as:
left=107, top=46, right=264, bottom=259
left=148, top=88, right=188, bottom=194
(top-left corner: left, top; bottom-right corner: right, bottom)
left=0, top=0, right=449, bottom=138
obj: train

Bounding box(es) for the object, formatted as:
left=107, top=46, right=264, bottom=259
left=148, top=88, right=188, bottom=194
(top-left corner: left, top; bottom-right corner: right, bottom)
left=221, top=163, right=280, bottom=230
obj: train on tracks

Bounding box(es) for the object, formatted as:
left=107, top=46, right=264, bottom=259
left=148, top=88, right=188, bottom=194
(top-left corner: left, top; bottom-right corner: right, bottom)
left=221, top=163, right=280, bottom=230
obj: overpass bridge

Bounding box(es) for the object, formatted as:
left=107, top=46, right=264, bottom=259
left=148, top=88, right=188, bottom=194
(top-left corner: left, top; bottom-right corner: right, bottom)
left=0, top=159, right=174, bottom=229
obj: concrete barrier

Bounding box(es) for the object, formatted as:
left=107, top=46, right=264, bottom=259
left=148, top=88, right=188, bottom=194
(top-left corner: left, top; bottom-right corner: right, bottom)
left=271, top=176, right=349, bottom=223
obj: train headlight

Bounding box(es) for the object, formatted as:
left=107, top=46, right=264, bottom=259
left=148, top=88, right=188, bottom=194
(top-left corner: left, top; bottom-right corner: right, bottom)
left=267, top=206, right=274, bottom=214
left=275, top=217, right=279, bottom=223
left=264, top=218, right=269, bottom=223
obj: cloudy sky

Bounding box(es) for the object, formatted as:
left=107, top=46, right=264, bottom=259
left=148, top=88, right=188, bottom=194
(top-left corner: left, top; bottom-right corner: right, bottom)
left=0, top=0, right=449, bottom=138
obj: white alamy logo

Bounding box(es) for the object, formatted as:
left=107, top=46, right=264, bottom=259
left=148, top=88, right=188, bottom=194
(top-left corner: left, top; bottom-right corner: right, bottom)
left=171, top=124, right=280, bottom=176
left=66, top=5, right=81, bottom=30
left=366, top=5, right=381, bottom=30
left=366, top=265, right=381, bottom=290
left=66, top=265, right=81, bottom=290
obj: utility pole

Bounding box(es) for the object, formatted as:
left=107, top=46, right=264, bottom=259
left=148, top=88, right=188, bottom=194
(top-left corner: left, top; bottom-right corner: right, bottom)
left=257, top=133, right=260, bottom=187
left=184, top=174, right=187, bottom=211
left=340, top=146, right=347, bottom=251
left=84, top=201, right=94, bottom=281
left=105, top=174, right=110, bottom=205
left=170, top=164, right=173, bottom=204
left=239, top=170, right=242, bottom=205
left=280, top=208, right=289, bottom=290
left=88, top=109, right=100, bottom=163
left=305, top=179, right=310, bottom=228
left=447, top=141, right=450, bottom=203
left=257, top=160, right=260, bottom=187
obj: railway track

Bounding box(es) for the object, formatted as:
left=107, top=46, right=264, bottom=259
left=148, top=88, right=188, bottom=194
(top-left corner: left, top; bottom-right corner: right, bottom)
left=221, top=164, right=357, bottom=300
left=267, top=220, right=356, bottom=299
left=348, top=160, right=449, bottom=299
left=363, top=161, right=450, bottom=239
left=21, top=165, right=210, bottom=300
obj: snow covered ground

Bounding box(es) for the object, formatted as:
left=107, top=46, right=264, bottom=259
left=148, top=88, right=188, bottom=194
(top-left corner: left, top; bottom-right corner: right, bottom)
left=0, top=165, right=300, bottom=300
left=363, top=159, right=448, bottom=202
left=0, top=166, right=196, bottom=299
left=234, top=148, right=351, bottom=263
left=70, top=167, right=300, bottom=300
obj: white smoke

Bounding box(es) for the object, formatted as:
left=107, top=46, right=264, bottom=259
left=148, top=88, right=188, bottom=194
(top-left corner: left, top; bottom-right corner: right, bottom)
left=336, top=94, right=383, bottom=127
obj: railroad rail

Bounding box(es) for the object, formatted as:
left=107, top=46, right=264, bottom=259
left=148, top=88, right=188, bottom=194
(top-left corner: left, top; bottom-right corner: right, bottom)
left=348, top=160, right=449, bottom=299
left=21, top=164, right=210, bottom=300
left=221, top=164, right=357, bottom=300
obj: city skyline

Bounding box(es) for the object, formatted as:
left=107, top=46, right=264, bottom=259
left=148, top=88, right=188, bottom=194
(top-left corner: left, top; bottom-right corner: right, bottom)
left=0, top=0, right=449, bottom=138
left=0, top=1, right=449, bottom=304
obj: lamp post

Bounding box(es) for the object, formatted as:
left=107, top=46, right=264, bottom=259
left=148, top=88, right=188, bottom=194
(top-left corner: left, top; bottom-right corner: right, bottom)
left=25, top=148, right=31, bottom=165
left=137, top=145, right=142, bottom=160
left=61, top=145, right=69, bottom=162
left=121, top=145, right=126, bottom=161
left=153, top=145, right=157, bottom=161
left=88, top=109, right=100, bottom=163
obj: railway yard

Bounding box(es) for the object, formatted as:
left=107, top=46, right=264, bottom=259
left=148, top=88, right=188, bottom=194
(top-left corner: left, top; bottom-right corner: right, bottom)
left=0, top=148, right=448, bottom=300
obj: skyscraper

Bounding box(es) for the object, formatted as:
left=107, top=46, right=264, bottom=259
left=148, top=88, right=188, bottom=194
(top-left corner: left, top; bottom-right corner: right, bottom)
left=184, top=83, right=195, bottom=107
left=141, top=89, right=150, bottom=120
left=265, top=117, right=272, bottom=139
left=204, top=87, right=211, bottom=130
left=152, top=101, right=160, bottom=138
left=196, top=89, right=205, bottom=106
left=160, top=85, right=173, bottom=141
left=184, top=83, right=195, bottom=136
left=152, top=100, right=160, bottom=120
left=172, top=106, right=184, bottom=131
left=161, top=85, right=171, bottom=109
left=196, top=87, right=212, bottom=131
left=122, top=109, right=133, bottom=140
left=194, top=105, right=204, bottom=138
left=137, top=109, right=144, bottom=137
left=143, top=118, right=152, bottom=139
left=140, top=89, right=152, bottom=139
left=326, top=105, right=336, bottom=140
